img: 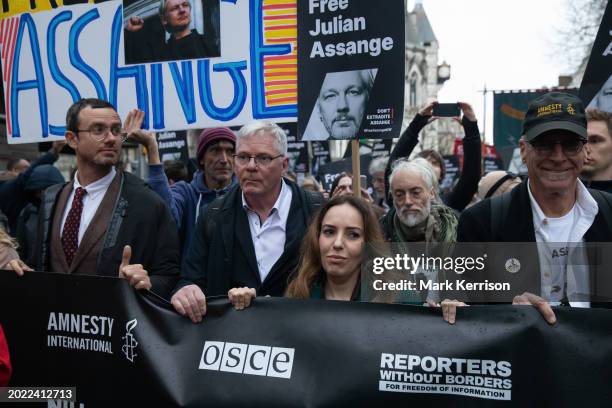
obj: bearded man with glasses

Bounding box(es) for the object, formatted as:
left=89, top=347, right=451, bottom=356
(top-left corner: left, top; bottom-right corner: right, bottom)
left=457, top=92, right=612, bottom=322
left=6, top=98, right=180, bottom=300
left=171, top=120, right=323, bottom=323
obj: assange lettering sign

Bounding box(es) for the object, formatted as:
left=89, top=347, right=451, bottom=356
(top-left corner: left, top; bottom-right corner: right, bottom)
left=1, top=0, right=297, bottom=144
left=298, top=0, right=405, bottom=141
left=2, top=272, right=612, bottom=406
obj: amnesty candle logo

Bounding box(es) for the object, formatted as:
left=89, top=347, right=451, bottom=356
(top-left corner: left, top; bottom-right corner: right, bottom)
left=122, top=319, right=139, bottom=363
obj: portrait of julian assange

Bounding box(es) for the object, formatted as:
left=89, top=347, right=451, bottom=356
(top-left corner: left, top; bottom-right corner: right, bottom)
left=302, top=69, right=377, bottom=141
left=123, top=0, right=221, bottom=64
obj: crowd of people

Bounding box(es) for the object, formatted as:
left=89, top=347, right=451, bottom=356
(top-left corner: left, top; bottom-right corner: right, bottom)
left=1, top=92, right=612, bottom=383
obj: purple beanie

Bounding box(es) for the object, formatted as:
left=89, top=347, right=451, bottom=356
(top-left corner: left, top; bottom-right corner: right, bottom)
left=196, top=127, right=236, bottom=165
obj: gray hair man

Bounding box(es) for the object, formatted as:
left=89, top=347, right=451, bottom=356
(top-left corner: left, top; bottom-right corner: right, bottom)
left=380, top=158, right=458, bottom=243
left=171, top=120, right=322, bottom=323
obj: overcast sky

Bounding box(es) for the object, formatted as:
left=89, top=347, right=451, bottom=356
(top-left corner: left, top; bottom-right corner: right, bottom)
left=416, top=0, right=570, bottom=142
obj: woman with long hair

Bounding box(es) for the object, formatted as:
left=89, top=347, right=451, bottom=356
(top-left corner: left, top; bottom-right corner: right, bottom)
left=285, top=194, right=384, bottom=301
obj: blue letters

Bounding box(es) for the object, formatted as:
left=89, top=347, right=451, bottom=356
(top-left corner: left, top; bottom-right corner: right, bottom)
left=151, top=64, right=165, bottom=129
left=69, top=9, right=107, bottom=100
left=47, top=10, right=80, bottom=135
left=169, top=61, right=196, bottom=125
left=197, top=60, right=247, bottom=121
left=109, top=6, right=149, bottom=128
left=10, top=13, right=48, bottom=138
left=249, top=0, right=297, bottom=118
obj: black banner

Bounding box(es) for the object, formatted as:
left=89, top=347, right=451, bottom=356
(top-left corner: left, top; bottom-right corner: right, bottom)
left=580, top=1, right=612, bottom=111
left=1, top=272, right=612, bottom=407
left=298, top=0, right=405, bottom=141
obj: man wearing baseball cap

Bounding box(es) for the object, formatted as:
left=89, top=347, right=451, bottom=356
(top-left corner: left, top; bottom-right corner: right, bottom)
left=457, top=92, right=612, bottom=322
left=129, top=111, right=237, bottom=265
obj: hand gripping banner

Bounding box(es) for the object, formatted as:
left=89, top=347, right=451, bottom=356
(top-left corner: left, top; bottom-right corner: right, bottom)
left=0, top=272, right=611, bottom=407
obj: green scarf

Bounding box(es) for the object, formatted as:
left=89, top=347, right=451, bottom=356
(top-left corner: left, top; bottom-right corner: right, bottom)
left=391, top=204, right=458, bottom=244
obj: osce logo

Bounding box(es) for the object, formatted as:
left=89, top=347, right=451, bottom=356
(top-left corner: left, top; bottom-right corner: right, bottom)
left=199, top=341, right=295, bottom=379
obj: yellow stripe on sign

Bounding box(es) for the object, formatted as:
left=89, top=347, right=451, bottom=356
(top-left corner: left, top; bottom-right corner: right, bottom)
left=264, top=19, right=296, bottom=26
left=263, top=0, right=296, bottom=5
left=0, top=0, right=96, bottom=19
left=264, top=9, right=297, bottom=16
left=263, top=67, right=296, bottom=73
left=263, top=74, right=295, bottom=81
left=264, top=58, right=297, bottom=65
left=264, top=28, right=297, bottom=38
left=267, top=99, right=297, bottom=106
left=265, top=85, right=297, bottom=91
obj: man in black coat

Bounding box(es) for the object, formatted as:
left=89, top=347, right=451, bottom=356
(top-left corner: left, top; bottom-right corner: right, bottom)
left=458, top=92, right=612, bottom=322
left=171, top=121, right=322, bottom=323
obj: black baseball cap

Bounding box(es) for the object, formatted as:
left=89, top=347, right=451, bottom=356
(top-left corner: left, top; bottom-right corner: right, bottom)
left=522, top=92, right=587, bottom=142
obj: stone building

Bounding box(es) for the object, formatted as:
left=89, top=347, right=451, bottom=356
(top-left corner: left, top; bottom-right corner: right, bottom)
left=402, top=0, right=462, bottom=156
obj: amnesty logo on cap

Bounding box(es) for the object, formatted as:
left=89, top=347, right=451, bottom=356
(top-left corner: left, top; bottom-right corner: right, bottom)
left=522, top=92, right=587, bottom=142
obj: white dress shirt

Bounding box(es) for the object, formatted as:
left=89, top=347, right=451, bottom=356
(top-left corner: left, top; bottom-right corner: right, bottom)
left=61, top=168, right=116, bottom=246
left=528, top=180, right=598, bottom=307
left=242, top=179, right=293, bottom=283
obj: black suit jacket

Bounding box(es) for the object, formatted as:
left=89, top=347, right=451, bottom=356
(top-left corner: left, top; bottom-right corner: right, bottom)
left=457, top=180, right=612, bottom=304
left=177, top=179, right=320, bottom=297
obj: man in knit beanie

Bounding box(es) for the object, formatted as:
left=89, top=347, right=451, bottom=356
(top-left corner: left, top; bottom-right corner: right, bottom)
left=127, top=109, right=237, bottom=265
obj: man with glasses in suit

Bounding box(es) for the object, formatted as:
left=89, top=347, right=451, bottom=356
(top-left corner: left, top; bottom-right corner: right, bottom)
left=6, top=98, right=180, bottom=299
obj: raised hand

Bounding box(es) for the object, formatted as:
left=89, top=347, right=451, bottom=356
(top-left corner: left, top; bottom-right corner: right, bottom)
left=118, top=245, right=151, bottom=291
left=125, top=17, right=145, bottom=32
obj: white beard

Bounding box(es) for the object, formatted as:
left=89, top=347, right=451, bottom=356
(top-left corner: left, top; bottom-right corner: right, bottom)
left=396, top=201, right=431, bottom=227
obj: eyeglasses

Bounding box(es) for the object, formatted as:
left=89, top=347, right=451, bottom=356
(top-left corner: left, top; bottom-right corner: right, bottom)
left=528, top=139, right=585, bottom=156
left=76, top=124, right=128, bottom=143
left=233, top=154, right=283, bottom=167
